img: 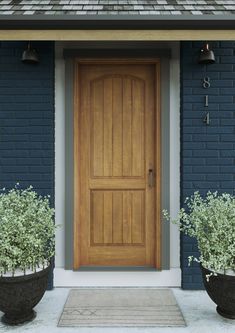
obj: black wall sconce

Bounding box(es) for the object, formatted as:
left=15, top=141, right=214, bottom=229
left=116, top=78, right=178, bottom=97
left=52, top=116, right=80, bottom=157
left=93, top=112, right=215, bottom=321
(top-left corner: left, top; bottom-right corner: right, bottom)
left=198, top=43, right=215, bottom=64
left=22, top=42, right=39, bottom=64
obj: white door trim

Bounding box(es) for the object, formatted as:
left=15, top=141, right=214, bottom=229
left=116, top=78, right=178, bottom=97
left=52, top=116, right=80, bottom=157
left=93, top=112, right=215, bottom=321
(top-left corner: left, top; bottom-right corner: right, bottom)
left=54, top=268, right=181, bottom=287
left=54, top=41, right=181, bottom=287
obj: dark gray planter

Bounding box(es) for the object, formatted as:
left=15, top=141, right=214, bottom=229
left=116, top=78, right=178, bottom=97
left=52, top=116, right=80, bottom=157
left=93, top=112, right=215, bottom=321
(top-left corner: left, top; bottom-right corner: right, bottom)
left=0, top=265, right=50, bottom=325
left=201, top=264, right=235, bottom=319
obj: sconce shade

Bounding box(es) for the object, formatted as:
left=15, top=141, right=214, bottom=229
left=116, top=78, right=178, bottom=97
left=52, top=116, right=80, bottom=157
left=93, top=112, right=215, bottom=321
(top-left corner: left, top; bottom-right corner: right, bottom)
left=22, top=43, right=39, bottom=64
left=198, top=43, right=215, bottom=64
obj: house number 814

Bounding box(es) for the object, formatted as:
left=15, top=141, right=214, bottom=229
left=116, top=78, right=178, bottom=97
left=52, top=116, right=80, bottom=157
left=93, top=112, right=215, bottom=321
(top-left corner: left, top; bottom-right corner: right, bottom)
left=203, top=77, right=211, bottom=89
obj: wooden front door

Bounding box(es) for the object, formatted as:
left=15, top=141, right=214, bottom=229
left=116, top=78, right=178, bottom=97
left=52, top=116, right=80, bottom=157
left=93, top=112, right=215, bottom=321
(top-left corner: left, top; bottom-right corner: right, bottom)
left=74, top=59, right=161, bottom=269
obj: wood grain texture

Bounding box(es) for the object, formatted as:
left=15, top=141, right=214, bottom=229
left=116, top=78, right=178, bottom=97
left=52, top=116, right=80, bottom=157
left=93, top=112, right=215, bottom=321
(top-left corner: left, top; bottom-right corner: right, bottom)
left=91, top=79, right=104, bottom=177
left=122, top=78, right=132, bottom=177
left=90, top=190, right=145, bottom=246
left=2, top=30, right=235, bottom=41
left=90, top=74, right=145, bottom=179
left=112, top=77, right=123, bottom=177
left=103, top=191, right=113, bottom=244
left=91, top=191, right=104, bottom=244
left=132, top=79, right=144, bottom=177
left=74, top=59, right=161, bottom=268
left=103, top=78, right=113, bottom=177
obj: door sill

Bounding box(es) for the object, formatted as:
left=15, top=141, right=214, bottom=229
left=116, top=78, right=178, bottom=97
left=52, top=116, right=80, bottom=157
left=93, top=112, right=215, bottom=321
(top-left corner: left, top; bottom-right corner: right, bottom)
left=54, top=267, right=181, bottom=287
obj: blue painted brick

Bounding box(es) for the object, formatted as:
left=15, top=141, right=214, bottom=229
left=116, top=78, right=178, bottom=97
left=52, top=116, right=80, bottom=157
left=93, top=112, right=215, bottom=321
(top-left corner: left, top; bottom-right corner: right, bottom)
left=193, top=182, right=220, bottom=189
left=184, top=95, right=205, bottom=103
left=221, top=182, right=235, bottom=189
left=182, top=103, right=193, bottom=110
left=183, top=244, right=193, bottom=252
left=181, top=41, right=235, bottom=290
left=221, top=119, right=235, bottom=126
left=193, top=105, right=216, bottom=113
left=183, top=119, right=193, bottom=126
left=183, top=158, right=205, bottom=165
left=220, top=88, right=235, bottom=95
left=182, top=134, right=192, bottom=141
left=220, top=41, right=235, bottom=48
left=206, top=64, right=233, bottom=72
left=183, top=151, right=193, bottom=157
left=221, top=150, right=235, bottom=157
left=29, top=166, right=52, bottom=173
left=220, top=166, right=235, bottom=173
left=183, top=111, right=203, bottom=119
left=192, top=134, right=219, bottom=142
left=207, top=174, right=233, bottom=181
left=193, top=150, right=219, bottom=157
left=212, top=49, right=233, bottom=56
left=212, top=80, right=233, bottom=87
left=192, top=166, right=219, bottom=173
left=183, top=166, right=192, bottom=173
left=181, top=234, right=197, bottom=244
left=184, top=174, right=206, bottom=181
left=207, top=142, right=233, bottom=149
left=207, top=127, right=234, bottom=134
left=192, top=88, right=219, bottom=95
left=2, top=166, right=29, bottom=173
left=220, top=72, right=235, bottom=79
left=207, top=95, right=233, bottom=103
left=192, top=275, right=203, bottom=283
left=206, top=158, right=233, bottom=165
left=219, top=105, right=235, bottom=112
left=183, top=276, right=192, bottom=283
left=0, top=42, right=54, bottom=290
left=193, top=72, right=219, bottom=79
left=184, top=142, right=206, bottom=149
left=221, top=134, right=235, bottom=141
left=220, top=56, right=235, bottom=63
left=182, top=283, right=204, bottom=290
left=184, top=127, right=206, bottom=134
left=183, top=80, right=200, bottom=87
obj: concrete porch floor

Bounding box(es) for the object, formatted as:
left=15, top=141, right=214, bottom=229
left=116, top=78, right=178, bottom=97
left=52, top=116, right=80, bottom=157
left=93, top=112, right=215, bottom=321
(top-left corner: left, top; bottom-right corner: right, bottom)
left=0, top=288, right=234, bottom=333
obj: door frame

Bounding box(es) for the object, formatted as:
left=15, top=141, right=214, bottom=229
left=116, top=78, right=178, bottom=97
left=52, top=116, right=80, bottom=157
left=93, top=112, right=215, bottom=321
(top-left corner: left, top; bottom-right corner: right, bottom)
left=73, top=58, right=162, bottom=270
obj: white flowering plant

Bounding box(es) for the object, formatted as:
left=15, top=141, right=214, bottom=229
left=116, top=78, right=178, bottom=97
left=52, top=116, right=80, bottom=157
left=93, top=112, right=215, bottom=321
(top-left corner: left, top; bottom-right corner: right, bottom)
left=163, top=191, right=235, bottom=277
left=0, top=184, right=56, bottom=277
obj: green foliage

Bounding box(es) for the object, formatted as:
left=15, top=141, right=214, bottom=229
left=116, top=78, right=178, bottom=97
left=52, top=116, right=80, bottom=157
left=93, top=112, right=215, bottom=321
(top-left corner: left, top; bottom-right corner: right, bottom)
left=0, top=185, right=56, bottom=276
left=163, top=191, right=235, bottom=275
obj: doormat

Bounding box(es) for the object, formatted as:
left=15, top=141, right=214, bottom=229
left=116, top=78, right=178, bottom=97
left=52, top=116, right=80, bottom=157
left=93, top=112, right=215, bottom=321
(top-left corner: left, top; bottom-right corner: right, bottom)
left=58, top=288, right=186, bottom=327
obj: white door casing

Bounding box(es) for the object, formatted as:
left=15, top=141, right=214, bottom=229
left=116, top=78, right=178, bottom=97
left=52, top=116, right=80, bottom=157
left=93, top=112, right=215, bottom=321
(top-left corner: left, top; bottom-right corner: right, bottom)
left=54, top=41, right=180, bottom=287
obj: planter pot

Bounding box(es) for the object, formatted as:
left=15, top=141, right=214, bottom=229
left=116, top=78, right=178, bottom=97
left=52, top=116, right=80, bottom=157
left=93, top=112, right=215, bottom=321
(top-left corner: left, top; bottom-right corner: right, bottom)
left=0, top=265, right=50, bottom=325
left=201, top=264, right=235, bottom=319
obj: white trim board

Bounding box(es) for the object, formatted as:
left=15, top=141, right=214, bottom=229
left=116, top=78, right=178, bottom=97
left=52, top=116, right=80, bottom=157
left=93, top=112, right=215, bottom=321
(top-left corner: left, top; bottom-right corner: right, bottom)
left=54, top=41, right=181, bottom=287
left=54, top=268, right=181, bottom=287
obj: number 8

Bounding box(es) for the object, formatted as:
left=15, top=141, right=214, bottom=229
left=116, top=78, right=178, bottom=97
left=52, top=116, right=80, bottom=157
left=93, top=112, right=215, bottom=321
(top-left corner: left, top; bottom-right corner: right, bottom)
left=203, top=77, right=211, bottom=89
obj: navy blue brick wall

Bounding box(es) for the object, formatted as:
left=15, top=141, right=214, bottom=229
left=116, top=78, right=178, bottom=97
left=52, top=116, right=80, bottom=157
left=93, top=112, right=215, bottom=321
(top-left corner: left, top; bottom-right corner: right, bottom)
left=0, top=41, right=55, bottom=289
left=181, top=41, right=235, bottom=289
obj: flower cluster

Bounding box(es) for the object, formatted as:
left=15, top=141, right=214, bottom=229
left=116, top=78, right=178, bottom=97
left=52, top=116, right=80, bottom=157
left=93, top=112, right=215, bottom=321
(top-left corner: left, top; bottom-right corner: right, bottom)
left=0, top=185, right=56, bottom=276
left=163, top=191, right=235, bottom=277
